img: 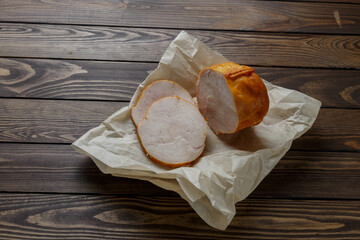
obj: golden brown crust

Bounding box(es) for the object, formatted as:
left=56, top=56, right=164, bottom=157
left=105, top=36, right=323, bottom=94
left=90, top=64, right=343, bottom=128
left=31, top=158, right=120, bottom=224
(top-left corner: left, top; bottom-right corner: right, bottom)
left=200, top=62, right=269, bottom=133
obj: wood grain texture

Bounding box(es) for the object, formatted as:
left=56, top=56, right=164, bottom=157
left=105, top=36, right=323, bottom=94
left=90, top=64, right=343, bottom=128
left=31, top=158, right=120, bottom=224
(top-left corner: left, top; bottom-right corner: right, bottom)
left=1, top=58, right=359, bottom=108
left=253, top=66, right=360, bottom=109
left=297, top=0, right=360, bottom=3
left=0, top=98, right=126, bottom=143
left=0, top=143, right=172, bottom=196
left=0, top=24, right=359, bottom=69
left=0, top=58, right=154, bottom=101
left=252, top=151, right=360, bottom=199
left=0, top=99, right=359, bottom=152
left=0, top=0, right=359, bottom=34
left=0, top=193, right=359, bottom=239
left=293, top=108, right=360, bottom=152
left=0, top=143, right=359, bottom=199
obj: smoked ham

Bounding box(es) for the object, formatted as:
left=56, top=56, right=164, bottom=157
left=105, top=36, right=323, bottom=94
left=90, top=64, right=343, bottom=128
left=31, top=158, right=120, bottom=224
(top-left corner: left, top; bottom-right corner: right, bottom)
left=196, top=62, right=269, bottom=135
left=137, top=96, right=207, bottom=168
left=131, top=80, right=194, bottom=126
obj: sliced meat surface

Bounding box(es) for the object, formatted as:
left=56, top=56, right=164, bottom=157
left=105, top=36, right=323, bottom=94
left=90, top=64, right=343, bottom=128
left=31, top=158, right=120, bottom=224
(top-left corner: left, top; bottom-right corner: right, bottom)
left=137, top=96, right=207, bottom=168
left=131, top=80, right=194, bottom=126
left=196, top=62, right=269, bottom=135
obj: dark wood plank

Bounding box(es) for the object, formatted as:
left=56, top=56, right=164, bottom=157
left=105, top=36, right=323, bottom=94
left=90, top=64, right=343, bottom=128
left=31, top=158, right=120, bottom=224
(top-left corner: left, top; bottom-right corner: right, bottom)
left=252, top=151, right=360, bottom=199
left=0, top=99, right=125, bottom=143
left=0, top=0, right=359, bottom=34
left=0, top=99, right=359, bottom=152
left=1, top=24, right=359, bottom=69
left=0, top=143, right=172, bottom=196
left=293, top=108, right=360, bottom=152
left=1, top=58, right=359, bottom=108
left=0, top=143, right=358, bottom=199
left=254, top=66, right=360, bottom=109
left=293, top=0, right=360, bottom=3
left=0, top=58, right=154, bottom=101
left=0, top=193, right=359, bottom=239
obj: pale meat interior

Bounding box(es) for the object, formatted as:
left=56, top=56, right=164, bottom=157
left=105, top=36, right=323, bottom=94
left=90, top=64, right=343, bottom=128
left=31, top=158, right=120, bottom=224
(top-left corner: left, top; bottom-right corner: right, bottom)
left=137, top=97, right=207, bottom=165
left=197, top=69, right=238, bottom=134
left=131, top=80, right=194, bottom=126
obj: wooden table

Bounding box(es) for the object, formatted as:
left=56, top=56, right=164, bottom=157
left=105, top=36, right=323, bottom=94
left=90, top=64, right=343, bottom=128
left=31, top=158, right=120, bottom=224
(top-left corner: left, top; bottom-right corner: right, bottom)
left=0, top=0, right=359, bottom=239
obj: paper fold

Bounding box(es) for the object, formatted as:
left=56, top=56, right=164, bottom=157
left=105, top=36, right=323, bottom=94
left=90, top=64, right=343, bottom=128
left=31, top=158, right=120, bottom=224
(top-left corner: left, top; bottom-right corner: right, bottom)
left=72, top=31, right=321, bottom=230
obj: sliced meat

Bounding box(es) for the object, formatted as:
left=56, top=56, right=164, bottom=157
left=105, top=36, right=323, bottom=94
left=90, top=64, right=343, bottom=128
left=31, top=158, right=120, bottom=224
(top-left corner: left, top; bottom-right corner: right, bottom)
left=131, top=80, right=194, bottom=126
left=196, top=62, right=269, bottom=135
left=137, top=96, right=207, bottom=168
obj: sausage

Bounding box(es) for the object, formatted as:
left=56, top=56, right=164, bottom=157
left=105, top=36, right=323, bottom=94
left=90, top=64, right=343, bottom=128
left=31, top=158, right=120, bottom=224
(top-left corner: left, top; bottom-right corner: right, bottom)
left=131, top=80, right=194, bottom=126
left=137, top=96, right=207, bottom=168
left=196, top=62, right=269, bottom=135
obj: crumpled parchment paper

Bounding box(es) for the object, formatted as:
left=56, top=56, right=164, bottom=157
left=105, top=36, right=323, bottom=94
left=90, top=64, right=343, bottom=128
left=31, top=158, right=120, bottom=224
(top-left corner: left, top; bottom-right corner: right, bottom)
left=72, top=31, right=321, bottom=230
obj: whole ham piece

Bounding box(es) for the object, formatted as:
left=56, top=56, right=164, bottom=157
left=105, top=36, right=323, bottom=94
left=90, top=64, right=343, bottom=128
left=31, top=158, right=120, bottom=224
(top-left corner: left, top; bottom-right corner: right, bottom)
left=131, top=80, right=194, bottom=126
left=196, top=62, right=269, bottom=135
left=137, top=96, right=207, bottom=168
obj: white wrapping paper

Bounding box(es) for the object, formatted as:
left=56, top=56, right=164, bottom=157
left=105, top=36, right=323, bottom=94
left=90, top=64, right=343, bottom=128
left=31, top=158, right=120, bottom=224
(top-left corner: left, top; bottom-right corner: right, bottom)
left=72, top=31, right=321, bottom=230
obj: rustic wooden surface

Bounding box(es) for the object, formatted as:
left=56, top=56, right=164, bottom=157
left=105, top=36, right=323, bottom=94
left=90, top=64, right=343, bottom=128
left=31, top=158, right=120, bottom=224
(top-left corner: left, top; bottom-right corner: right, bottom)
left=0, top=0, right=359, bottom=239
left=0, top=194, right=359, bottom=239
left=1, top=58, right=359, bottom=107
left=0, top=144, right=359, bottom=199
left=1, top=0, right=359, bottom=34
left=1, top=24, right=360, bottom=68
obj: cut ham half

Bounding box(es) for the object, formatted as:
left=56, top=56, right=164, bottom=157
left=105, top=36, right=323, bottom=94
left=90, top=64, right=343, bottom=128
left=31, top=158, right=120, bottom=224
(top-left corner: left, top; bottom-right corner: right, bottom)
left=137, top=96, right=207, bottom=168
left=131, top=80, right=194, bottom=126
left=196, top=62, right=269, bottom=135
